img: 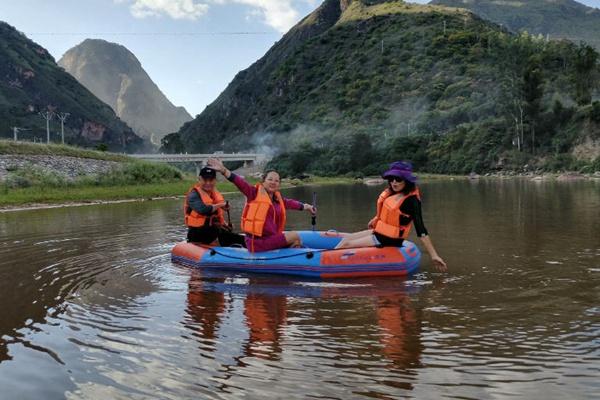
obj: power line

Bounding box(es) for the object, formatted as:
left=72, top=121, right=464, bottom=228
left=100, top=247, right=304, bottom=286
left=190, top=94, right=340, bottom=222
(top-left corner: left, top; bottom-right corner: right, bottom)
left=25, top=31, right=276, bottom=36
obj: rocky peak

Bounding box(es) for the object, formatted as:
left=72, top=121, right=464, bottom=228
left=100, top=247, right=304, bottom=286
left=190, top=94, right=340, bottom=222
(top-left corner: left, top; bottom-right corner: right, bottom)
left=59, top=39, right=192, bottom=143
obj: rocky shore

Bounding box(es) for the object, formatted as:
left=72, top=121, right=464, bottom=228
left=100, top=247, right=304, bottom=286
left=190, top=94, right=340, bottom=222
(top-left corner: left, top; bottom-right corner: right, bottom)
left=0, top=155, right=120, bottom=182
left=469, top=171, right=600, bottom=181
left=362, top=171, right=600, bottom=185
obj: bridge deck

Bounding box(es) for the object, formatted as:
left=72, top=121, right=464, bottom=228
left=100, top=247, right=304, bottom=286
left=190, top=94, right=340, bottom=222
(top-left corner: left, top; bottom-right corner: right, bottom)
left=131, top=153, right=262, bottom=162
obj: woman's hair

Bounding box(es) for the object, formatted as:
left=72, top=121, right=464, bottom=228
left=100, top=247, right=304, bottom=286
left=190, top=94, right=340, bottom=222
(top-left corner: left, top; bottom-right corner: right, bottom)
left=388, top=179, right=415, bottom=195
left=262, top=169, right=279, bottom=182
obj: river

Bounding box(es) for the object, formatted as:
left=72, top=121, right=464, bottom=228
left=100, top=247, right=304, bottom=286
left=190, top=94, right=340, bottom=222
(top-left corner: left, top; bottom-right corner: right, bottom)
left=0, top=179, right=599, bottom=399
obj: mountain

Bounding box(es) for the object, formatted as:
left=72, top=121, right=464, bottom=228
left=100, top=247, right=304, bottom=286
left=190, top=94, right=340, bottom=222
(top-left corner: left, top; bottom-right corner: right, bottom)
left=166, top=0, right=599, bottom=174
left=430, top=0, right=600, bottom=50
left=59, top=39, right=193, bottom=144
left=0, top=22, right=144, bottom=152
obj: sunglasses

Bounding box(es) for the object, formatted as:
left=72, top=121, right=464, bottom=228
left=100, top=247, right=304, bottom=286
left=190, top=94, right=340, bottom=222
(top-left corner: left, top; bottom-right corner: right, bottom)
left=387, top=177, right=405, bottom=183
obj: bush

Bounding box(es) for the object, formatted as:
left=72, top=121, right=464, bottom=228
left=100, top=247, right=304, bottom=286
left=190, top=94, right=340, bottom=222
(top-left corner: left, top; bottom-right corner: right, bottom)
left=94, top=162, right=183, bottom=186
left=387, top=135, right=430, bottom=169
left=3, top=161, right=183, bottom=189
left=542, top=154, right=578, bottom=171
left=95, top=143, right=108, bottom=152
left=580, top=157, right=600, bottom=173
left=4, top=165, right=68, bottom=188
left=591, top=101, right=600, bottom=123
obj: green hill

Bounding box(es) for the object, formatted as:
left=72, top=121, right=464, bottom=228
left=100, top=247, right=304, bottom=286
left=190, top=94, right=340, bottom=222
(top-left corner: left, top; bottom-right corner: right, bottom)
left=0, top=22, right=145, bottom=152
left=165, top=0, right=600, bottom=174
left=430, top=0, right=600, bottom=51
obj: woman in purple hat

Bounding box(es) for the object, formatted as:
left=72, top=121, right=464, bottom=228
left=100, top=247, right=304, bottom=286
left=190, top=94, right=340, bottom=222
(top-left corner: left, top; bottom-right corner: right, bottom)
left=335, top=161, right=447, bottom=272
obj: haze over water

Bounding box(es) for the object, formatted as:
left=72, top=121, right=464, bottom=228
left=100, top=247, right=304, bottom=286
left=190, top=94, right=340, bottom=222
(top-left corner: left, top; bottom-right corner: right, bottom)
left=0, top=180, right=599, bottom=399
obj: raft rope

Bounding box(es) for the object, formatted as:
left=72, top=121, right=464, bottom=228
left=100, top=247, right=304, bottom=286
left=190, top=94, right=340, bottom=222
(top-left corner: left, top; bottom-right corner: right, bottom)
left=195, top=243, right=388, bottom=262
left=207, top=246, right=326, bottom=261
left=189, top=231, right=389, bottom=262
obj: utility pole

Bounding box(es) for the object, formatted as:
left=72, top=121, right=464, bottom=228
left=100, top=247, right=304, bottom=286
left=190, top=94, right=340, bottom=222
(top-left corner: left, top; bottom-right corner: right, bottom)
left=56, top=112, right=70, bottom=145
left=38, top=110, right=54, bottom=144
left=12, top=127, right=30, bottom=141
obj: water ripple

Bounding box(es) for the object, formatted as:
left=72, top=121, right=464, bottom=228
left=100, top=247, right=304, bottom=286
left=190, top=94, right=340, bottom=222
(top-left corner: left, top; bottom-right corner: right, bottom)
left=1, top=188, right=599, bottom=399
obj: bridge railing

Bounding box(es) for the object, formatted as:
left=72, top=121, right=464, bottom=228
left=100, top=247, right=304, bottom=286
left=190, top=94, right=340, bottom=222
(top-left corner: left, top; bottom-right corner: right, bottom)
left=130, top=153, right=268, bottom=174
left=130, top=153, right=262, bottom=161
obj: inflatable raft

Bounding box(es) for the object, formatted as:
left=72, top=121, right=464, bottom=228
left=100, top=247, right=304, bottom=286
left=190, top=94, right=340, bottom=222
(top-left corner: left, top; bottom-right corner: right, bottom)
left=171, top=231, right=421, bottom=279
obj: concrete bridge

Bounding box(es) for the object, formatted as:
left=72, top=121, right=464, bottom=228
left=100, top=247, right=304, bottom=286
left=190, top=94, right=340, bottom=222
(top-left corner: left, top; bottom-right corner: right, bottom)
left=130, top=153, right=267, bottom=175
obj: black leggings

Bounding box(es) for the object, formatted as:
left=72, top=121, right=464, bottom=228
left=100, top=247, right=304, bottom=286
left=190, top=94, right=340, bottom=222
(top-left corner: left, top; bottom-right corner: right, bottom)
left=187, top=226, right=246, bottom=247
left=373, top=231, right=404, bottom=247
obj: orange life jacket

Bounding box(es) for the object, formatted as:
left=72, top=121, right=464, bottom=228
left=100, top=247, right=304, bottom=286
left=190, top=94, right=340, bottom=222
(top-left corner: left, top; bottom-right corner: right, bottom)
left=373, top=187, right=421, bottom=239
left=184, top=185, right=225, bottom=228
left=241, top=184, right=286, bottom=237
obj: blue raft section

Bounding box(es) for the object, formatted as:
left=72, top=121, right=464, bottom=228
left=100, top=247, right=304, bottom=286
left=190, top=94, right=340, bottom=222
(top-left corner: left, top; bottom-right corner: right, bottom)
left=171, top=231, right=421, bottom=279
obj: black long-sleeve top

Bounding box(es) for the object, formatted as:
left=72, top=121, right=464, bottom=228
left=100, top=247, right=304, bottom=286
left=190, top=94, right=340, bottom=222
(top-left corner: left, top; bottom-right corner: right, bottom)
left=398, top=195, right=428, bottom=237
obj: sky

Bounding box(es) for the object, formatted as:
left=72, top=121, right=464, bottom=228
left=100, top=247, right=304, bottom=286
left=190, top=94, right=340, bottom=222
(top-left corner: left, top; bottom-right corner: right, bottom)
left=1, top=0, right=599, bottom=116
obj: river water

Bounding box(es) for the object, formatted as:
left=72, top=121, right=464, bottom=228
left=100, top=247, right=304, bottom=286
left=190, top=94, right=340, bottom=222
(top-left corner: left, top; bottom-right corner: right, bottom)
left=0, top=180, right=599, bottom=399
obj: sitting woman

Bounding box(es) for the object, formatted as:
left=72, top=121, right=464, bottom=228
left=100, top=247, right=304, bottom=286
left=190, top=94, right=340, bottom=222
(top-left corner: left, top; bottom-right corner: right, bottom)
left=335, top=161, right=447, bottom=272
left=208, top=158, right=316, bottom=252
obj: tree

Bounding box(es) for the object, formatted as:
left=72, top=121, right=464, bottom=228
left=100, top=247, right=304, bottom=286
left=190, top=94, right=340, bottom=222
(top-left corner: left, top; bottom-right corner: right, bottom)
left=573, top=43, right=599, bottom=106
left=349, top=133, right=374, bottom=172
left=523, top=56, right=544, bottom=154
left=160, top=133, right=185, bottom=154
left=495, top=33, right=546, bottom=153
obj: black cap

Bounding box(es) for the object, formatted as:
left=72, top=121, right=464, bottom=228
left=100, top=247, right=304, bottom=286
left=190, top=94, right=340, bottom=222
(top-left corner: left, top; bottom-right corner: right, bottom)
left=199, top=166, right=217, bottom=178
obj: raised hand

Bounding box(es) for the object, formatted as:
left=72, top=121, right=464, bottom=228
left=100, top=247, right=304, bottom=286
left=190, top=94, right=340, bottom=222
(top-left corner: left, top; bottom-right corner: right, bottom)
left=207, top=158, right=225, bottom=173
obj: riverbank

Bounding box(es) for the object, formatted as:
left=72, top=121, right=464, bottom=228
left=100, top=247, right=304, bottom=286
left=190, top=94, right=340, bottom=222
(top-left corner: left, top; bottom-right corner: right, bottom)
left=1, top=141, right=187, bottom=210
left=2, top=139, right=598, bottom=212
left=4, top=171, right=600, bottom=212
left=468, top=171, right=600, bottom=180
left=0, top=141, right=357, bottom=211
left=0, top=176, right=360, bottom=212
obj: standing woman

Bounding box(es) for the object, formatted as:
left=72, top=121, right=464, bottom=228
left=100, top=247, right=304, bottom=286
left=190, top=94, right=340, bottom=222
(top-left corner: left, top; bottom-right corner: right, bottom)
left=335, top=161, right=447, bottom=272
left=208, top=158, right=316, bottom=252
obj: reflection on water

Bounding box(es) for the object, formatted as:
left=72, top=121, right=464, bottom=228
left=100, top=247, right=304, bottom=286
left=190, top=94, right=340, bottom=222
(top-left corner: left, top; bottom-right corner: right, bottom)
left=184, top=270, right=423, bottom=369
left=0, top=179, right=599, bottom=399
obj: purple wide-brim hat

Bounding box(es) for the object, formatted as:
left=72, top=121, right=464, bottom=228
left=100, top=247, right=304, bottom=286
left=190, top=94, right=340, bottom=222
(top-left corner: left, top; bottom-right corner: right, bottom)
left=382, top=161, right=418, bottom=183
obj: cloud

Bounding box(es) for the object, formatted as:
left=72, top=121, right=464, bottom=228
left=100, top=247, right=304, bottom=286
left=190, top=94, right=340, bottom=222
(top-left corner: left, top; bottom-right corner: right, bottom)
left=123, top=0, right=210, bottom=20
left=118, top=0, right=312, bottom=31
left=232, top=0, right=300, bottom=33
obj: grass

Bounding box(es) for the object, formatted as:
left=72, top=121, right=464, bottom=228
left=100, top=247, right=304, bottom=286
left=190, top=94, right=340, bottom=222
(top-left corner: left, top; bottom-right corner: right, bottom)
left=0, top=179, right=242, bottom=207
left=0, top=174, right=366, bottom=209
left=0, top=140, right=132, bottom=162
left=337, top=0, right=470, bottom=24
left=2, top=160, right=184, bottom=189
left=284, top=176, right=359, bottom=185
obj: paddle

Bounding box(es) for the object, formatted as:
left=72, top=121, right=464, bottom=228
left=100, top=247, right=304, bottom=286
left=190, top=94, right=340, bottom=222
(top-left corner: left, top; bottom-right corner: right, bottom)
left=225, top=200, right=233, bottom=230
left=311, top=192, right=317, bottom=231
